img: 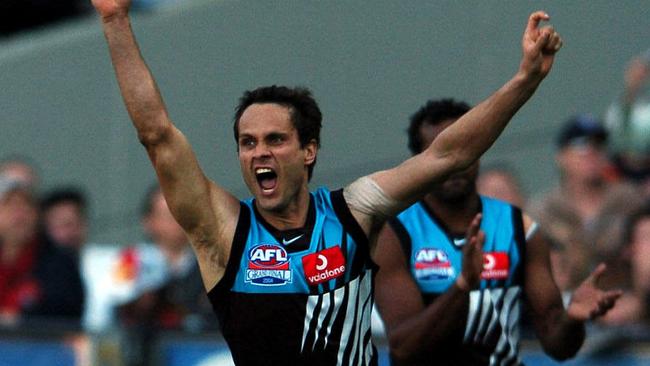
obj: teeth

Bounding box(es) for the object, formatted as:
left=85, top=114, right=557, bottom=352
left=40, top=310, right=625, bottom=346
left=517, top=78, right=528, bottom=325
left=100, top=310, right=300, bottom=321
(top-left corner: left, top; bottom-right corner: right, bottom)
left=256, top=168, right=273, bottom=174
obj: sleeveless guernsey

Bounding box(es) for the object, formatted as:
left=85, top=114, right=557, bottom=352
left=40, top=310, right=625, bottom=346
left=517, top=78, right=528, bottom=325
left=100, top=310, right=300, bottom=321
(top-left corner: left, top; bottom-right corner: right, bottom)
left=208, top=188, right=378, bottom=366
left=390, top=196, right=526, bottom=366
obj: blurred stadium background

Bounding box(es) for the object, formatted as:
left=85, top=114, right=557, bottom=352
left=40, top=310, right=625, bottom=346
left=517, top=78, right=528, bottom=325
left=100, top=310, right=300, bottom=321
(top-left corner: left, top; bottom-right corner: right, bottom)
left=0, top=0, right=648, bottom=365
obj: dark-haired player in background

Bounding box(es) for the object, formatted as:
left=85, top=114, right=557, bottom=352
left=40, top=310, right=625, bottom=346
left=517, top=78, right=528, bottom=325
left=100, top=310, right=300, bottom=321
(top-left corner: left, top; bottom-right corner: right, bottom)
left=374, top=99, right=622, bottom=365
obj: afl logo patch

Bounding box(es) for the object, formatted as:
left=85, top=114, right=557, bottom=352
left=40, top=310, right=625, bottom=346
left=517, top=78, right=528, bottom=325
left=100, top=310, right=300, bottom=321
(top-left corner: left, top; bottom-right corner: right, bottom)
left=246, top=244, right=292, bottom=286
left=414, top=248, right=455, bottom=281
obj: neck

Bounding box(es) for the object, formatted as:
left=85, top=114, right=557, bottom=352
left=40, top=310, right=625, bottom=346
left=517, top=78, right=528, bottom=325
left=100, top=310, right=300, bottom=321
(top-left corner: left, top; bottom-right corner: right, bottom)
left=423, top=192, right=481, bottom=235
left=256, top=186, right=311, bottom=230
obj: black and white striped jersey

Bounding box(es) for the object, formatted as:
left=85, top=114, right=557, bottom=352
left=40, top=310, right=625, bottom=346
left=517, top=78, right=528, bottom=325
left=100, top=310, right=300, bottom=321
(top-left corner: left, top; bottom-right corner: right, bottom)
left=390, top=196, right=527, bottom=365
left=208, top=188, right=378, bottom=365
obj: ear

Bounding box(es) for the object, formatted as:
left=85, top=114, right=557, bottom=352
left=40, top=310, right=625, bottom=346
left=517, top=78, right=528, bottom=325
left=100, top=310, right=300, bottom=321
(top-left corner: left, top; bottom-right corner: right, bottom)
left=304, top=139, right=318, bottom=166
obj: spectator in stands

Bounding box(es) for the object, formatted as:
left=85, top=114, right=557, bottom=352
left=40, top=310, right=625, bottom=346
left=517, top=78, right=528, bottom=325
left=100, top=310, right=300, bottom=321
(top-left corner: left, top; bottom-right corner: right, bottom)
left=601, top=201, right=650, bottom=326
left=0, top=177, right=84, bottom=326
left=529, top=115, right=640, bottom=292
left=116, top=184, right=213, bottom=331
left=477, top=163, right=526, bottom=207
left=41, top=187, right=88, bottom=255
left=605, top=49, right=650, bottom=192
left=83, top=185, right=216, bottom=334
left=0, top=155, right=39, bottom=189
left=114, top=184, right=216, bottom=365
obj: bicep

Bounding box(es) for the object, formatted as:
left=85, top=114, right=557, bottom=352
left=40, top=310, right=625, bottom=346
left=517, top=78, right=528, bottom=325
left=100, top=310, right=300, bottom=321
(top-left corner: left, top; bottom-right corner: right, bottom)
left=146, top=124, right=238, bottom=230
left=373, top=224, right=425, bottom=334
left=146, top=125, right=240, bottom=278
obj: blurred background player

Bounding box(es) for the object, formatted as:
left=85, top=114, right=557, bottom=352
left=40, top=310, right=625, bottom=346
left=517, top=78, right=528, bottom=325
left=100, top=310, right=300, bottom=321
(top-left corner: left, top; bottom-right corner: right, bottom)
left=373, top=99, right=621, bottom=365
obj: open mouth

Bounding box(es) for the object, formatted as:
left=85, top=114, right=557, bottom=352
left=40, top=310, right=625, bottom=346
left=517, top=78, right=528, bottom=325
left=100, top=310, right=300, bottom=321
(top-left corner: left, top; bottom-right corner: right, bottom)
left=255, top=167, right=278, bottom=193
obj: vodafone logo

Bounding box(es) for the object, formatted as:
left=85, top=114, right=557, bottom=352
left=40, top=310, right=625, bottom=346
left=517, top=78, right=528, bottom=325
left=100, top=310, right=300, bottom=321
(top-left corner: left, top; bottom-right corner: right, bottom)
left=316, top=255, right=328, bottom=271
left=302, top=246, right=346, bottom=285
left=481, top=252, right=509, bottom=280
left=484, top=254, right=496, bottom=270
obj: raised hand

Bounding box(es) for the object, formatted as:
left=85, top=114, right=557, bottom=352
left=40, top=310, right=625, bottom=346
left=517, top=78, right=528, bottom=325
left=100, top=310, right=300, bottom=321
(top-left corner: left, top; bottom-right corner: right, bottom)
left=519, top=11, right=563, bottom=80
left=91, top=0, right=132, bottom=20
left=457, top=214, right=485, bottom=291
left=567, top=263, right=623, bottom=321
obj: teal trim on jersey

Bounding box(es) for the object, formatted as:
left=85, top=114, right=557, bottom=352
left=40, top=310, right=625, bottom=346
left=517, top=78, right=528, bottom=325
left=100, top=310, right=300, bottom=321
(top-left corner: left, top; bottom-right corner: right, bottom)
left=230, top=187, right=363, bottom=294
left=395, top=196, right=523, bottom=294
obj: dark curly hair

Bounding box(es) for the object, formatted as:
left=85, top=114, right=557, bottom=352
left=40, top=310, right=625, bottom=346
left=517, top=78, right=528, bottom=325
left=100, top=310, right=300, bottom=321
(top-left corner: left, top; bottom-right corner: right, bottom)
left=407, top=98, right=471, bottom=155
left=233, top=85, right=322, bottom=180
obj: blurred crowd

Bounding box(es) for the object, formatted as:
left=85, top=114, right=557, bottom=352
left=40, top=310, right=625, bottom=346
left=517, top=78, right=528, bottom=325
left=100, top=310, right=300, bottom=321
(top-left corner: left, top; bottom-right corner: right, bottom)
left=0, top=157, right=216, bottom=365
left=478, top=49, right=650, bottom=333
left=1, top=36, right=649, bottom=364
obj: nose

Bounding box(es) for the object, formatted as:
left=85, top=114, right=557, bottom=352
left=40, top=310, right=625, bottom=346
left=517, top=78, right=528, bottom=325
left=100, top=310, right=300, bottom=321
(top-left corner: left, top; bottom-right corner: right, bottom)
left=252, top=142, right=272, bottom=159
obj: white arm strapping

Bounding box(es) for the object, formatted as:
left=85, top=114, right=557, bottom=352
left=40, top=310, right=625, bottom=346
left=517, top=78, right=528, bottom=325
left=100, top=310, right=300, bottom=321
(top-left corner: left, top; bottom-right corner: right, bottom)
left=525, top=221, right=539, bottom=241
left=343, top=176, right=407, bottom=221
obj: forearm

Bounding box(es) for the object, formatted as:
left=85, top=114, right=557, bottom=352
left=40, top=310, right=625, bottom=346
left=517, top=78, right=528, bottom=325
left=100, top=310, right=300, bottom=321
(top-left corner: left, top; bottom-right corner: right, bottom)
left=537, top=309, right=585, bottom=360
left=389, top=284, right=469, bottom=361
left=101, top=14, right=170, bottom=143
left=430, top=71, right=542, bottom=172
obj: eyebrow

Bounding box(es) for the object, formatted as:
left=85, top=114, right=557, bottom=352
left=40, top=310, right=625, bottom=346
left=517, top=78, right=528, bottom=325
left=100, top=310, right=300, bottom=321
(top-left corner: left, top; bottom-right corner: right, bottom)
left=266, top=132, right=288, bottom=139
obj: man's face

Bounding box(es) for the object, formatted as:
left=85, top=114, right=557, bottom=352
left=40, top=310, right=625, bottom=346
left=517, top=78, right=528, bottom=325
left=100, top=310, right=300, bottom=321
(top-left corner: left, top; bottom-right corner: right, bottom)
left=0, top=190, right=39, bottom=246
left=556, top=140, right=607, bottom=185
left=44, top=202, right=87, bottom=251
left=419, top=118, right=478, bottom=202
left=237, top=103, right=317, bottom=212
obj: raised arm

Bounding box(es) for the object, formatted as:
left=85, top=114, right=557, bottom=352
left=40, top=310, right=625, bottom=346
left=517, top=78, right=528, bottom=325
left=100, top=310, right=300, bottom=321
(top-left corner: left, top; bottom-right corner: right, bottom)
left=92, top=0, right=240, bottom=290
left=371, top=12, right=562, bottom=209
left=374, top=215, right=484, bottom=363
left=523, top=214, right=622, bottom=360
